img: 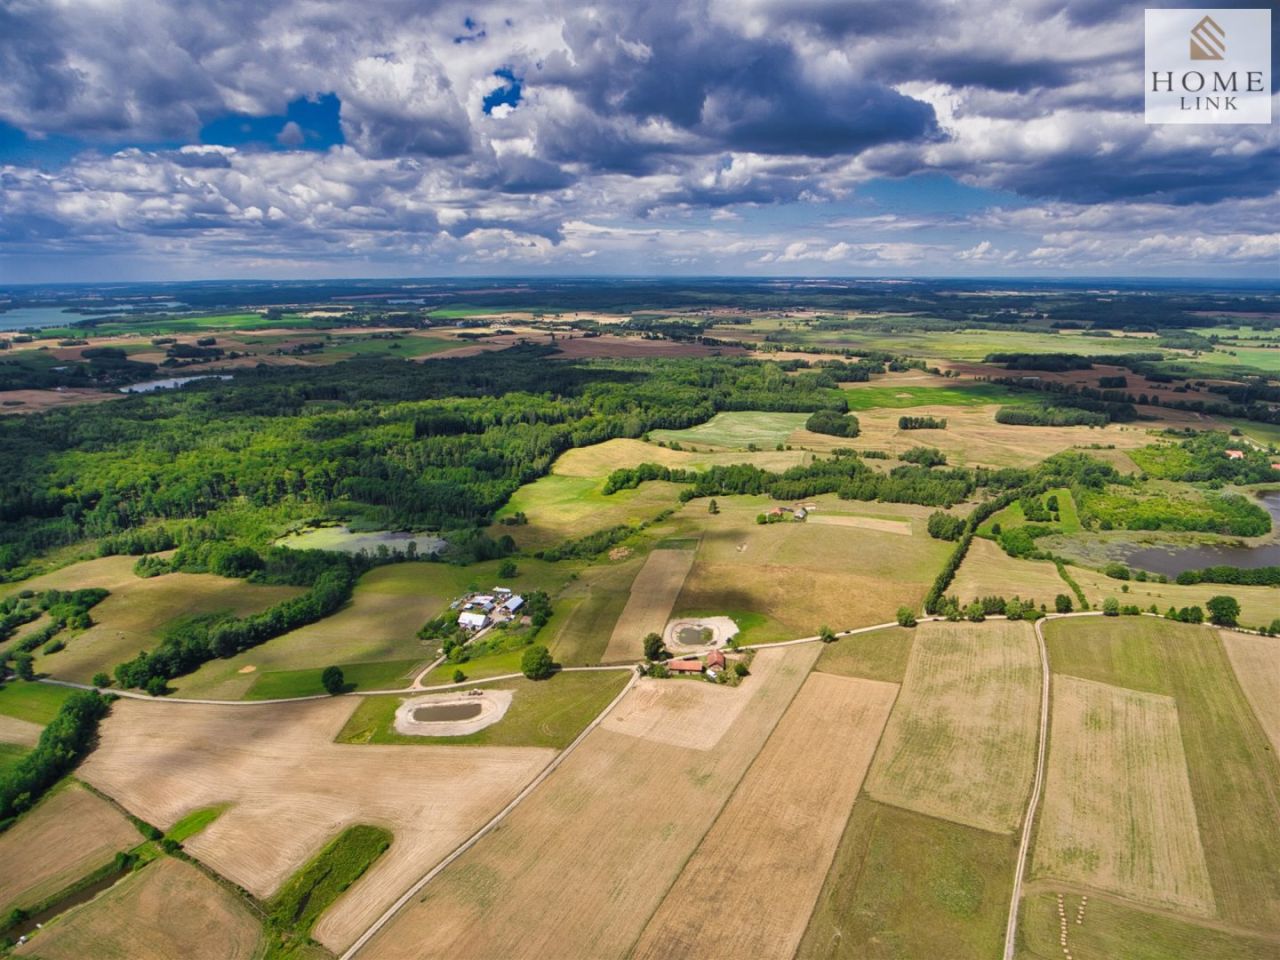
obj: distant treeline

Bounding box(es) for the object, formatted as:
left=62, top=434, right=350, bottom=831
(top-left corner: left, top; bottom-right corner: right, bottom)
left=0, top=348, right=853, bottom=577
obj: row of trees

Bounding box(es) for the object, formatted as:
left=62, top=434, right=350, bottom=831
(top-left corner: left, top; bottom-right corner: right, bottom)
left=0, top=690, right=110, bottom=823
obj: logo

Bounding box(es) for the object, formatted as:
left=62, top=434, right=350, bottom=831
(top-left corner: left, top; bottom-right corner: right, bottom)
left=1145, top=9, right=1271, bottom=124
left=1189, top=15, right=1225, bottom=60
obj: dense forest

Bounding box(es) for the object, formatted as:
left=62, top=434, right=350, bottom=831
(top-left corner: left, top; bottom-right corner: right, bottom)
left=0, top=347, right=852, bottom=578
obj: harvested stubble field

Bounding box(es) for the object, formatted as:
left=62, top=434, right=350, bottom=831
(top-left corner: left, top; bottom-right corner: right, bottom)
left=864, top=620, right=1040, bottom=834
left=76, top=696, right=554, bottom=953
left=800, top=799, right=1018, bottom=960
left=24, top=565, right=302, bottom=685
left=670, top=496, right=949, bottom=644
left=600, top=670, right=762, bottom=750
left=0, top=781, right=142, bottom=913
left=602, top=545, right=697, bottom=661
left=0, top=712, right=41, bottom=747
left=359, top=644, right=820, bottom=960
left=1017, top=890, right=1280, bottom=960
left=1043, top=617, right=1280, bottom=932
left=793, top=404, right=1153, bottom=469
left=631, top=673, right=898, bottom=960
left=0, top=555, right=152, bottom=600
left=1032, top=675, right=1215, bottom=916
left=15, top=856, right=262, bottom=960
left=1222, top=631, right=1280, bottom=753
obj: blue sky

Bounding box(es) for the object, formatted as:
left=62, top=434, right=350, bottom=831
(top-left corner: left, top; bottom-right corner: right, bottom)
left=0, top=1, right=1276, bottom=281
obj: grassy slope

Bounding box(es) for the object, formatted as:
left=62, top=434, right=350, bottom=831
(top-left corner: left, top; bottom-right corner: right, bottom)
left=0, top=681, right=77, bottom=724
left=336, top=670, right=628, bottom=749
left=245, top=659, right=422, bottom=699
left=799, top=799, right=1016, bottom=960
left=1043, top=617, right=1280, bottom=932
left=813, top=626, right=915, bottom=683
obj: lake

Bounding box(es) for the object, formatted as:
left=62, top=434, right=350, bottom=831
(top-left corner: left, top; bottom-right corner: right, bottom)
left=120, top=375, right=233, bottom=393
left=1107, top=490, right=1280, bottom=576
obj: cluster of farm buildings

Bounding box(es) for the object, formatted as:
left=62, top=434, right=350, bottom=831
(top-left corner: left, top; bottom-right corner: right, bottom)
left=658, top=649, right=732, bottom=680
left=452, top=587, right=525, bottom=632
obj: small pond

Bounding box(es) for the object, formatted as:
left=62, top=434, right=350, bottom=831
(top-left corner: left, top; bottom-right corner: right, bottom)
left=412, top=702, right=483, bottom=722
left=676, top=626, right=711, bottom=646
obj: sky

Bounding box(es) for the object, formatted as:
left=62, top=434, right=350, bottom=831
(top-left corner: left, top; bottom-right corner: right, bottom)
left=0, top=0, right=1277, bottom=282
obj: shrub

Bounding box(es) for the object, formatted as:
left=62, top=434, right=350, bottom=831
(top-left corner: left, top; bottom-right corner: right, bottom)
left=926, top=511, right=965, bottom=541
left=521, top=645, right=554, bottom=680
left=92, top=672, right=111, bottom=688
left=1102, top=597, right=1120, bottom=616
left=1055, top=594, right=1073, bottom=613
left=452, top=669, right=466, bottom=684
left=642, top=632, right=668, bottom=661
left=1205, top=595, right=1240, bottom=627
left=1103, top=562, right=1131, bottom=580
left=818, top=625, right=837, bottom=643
left=321, top=666, right=345, bottom=695
left=896, top=607, right=917, bottom=628
left=13, top=654, right=34, bottom=681
left=733, top=661, right=749, bottom=678
left=805, top=409, right=859, bottom=438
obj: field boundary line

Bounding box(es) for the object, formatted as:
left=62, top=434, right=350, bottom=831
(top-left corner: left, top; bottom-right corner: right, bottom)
left=338, top=666, right=641, bottom=960
left=622, top=645, right=823, bottom=957
left=1003, top=613, right=1053, bottom=960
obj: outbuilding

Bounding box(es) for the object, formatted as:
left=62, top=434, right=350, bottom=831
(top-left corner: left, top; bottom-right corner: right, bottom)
left=458, top=611, right=488, bottom=631
left=706, top=650, right=726, bottom=670
left=667, top=659, right=703, bottom=673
